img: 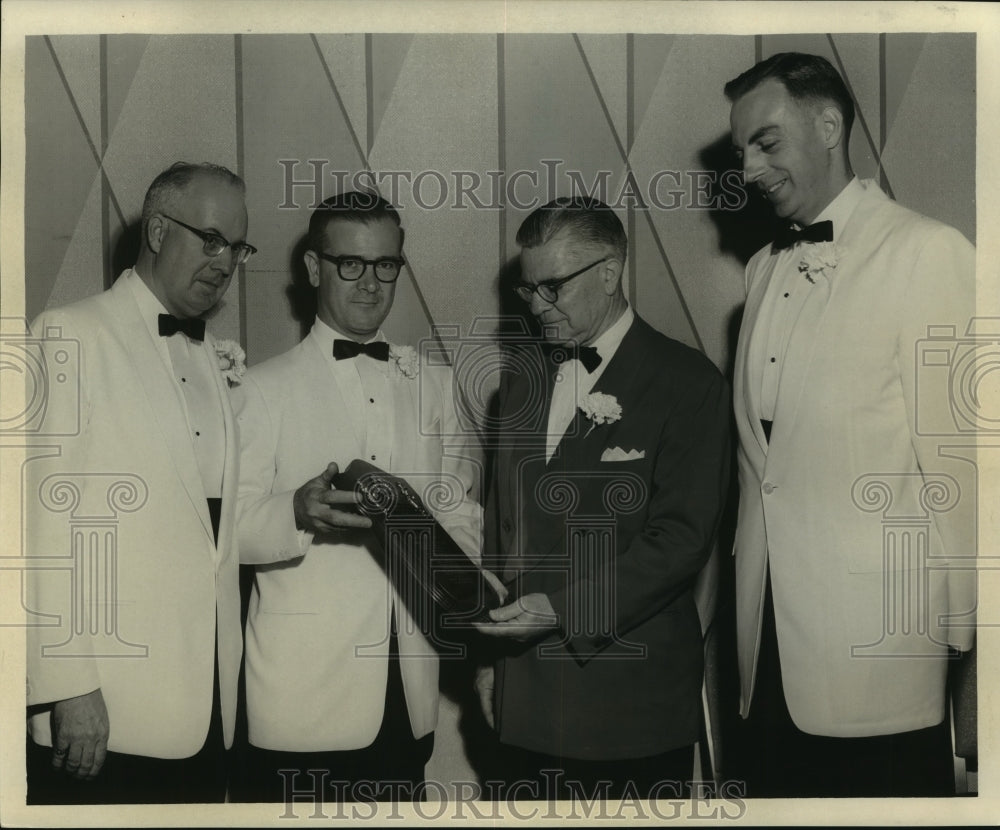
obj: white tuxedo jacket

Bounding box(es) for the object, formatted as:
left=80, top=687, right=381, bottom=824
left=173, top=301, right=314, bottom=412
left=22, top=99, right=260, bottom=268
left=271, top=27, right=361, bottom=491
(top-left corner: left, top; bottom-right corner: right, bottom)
left=733, top=180, right=977, bottom=737
left=25, top=272, right=243, bottom=757
left=235, top=326, right=483, bottom=751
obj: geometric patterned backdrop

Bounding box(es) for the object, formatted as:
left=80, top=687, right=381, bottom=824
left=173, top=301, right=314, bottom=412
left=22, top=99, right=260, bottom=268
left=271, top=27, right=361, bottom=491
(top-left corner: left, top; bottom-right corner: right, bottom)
left=22, top=31, right=977, bottom=789
left=27, top=33, right=975, bottom=375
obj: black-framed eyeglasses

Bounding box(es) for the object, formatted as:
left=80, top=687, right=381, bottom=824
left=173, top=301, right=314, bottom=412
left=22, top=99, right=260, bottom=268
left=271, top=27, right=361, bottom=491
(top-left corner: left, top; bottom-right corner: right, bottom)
left=163, top=214, right=257, bottom=266
left=316, top=253, right=406, bottom=283
left=514, top=256, right=610, bottom=304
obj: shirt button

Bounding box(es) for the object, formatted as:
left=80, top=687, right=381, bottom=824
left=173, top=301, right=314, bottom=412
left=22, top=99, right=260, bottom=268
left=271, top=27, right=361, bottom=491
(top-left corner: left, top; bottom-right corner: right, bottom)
left=762, top=482, right=775, bottom=495
left=369, top=397, right=375, bottom=403
left=181, top=377, right=187, bottom=382
left=195, top=431, right=201, bottom=436
left=371, top=454, right=376, bottom=461
left=770, top=357, right=776, bottom=363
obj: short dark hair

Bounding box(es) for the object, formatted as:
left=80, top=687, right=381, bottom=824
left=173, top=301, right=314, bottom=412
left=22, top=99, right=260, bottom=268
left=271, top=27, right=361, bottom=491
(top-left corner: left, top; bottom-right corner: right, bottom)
left=141, top=162, right=245, bottom=227
left=724, top=52, right=855, bottom=139
left=307, top=191, right=402, bottom=253
left=516, top=196, right=627, bottom=263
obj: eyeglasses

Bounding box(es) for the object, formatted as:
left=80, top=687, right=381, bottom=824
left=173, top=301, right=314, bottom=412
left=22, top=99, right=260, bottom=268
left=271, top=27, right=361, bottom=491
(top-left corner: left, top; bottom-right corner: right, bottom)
left=514, top=256, right=610, bottom=304
left=316, top=253, right=406, bottom=283
left=163, top=214, right=257, bottom=266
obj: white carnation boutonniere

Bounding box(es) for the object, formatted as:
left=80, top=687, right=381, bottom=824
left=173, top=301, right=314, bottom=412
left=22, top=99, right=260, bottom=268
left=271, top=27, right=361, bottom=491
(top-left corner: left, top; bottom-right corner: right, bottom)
left=579, top=392, right=622, bottom=437
left=214, top=339, right=246, bottom=386
left=798, top=242, right=844, bottom=284
left=389, top=345, right=419, bottom=379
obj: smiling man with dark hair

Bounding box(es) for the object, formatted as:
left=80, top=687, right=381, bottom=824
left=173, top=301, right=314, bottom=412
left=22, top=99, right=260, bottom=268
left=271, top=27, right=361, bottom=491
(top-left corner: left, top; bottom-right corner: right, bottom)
left=727, top=52, right=976, bottom=797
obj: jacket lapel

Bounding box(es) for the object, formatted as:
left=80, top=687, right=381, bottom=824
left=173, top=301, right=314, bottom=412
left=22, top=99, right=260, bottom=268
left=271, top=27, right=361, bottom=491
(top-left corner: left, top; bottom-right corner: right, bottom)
left=107, top=276, right=214, bottom=544
left=205, top=333, right=238, bottom=562
left=522, top=320, right=647, bottom=569
left=498, top=349, right=553, bottom=573
left=308, top=332, right=366, bottom=448
left=738, top=255, right=777, bottom=460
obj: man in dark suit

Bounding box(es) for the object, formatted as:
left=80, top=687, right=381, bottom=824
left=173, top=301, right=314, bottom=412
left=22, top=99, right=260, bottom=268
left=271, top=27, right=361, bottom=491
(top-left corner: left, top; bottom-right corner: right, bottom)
left=475, top=197, right=730, bottom=800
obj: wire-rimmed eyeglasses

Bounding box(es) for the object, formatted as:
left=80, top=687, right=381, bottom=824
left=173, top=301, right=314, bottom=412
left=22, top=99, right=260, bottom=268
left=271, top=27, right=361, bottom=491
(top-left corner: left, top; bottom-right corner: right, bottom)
left=513, top=256, right=609, bottom=303
left=163, top=214, right=257, bottom=266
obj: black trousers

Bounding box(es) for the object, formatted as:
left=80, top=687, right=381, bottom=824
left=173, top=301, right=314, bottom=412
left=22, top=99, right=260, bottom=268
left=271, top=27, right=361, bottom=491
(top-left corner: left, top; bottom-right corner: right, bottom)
left=27, top=661, right=226, bottom=804
left=488, top=740, right=695, bottom=802
left=27, top=498, right=228, bottom=804
left=736, top=569, right=955, bottom=798
left=233, top=625, right=433, bottom=803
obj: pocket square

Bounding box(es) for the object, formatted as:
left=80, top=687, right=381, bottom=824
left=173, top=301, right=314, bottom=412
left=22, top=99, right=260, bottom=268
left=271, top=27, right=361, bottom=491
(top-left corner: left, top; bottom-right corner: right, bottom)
left=600, top=446, right=645, bottom=462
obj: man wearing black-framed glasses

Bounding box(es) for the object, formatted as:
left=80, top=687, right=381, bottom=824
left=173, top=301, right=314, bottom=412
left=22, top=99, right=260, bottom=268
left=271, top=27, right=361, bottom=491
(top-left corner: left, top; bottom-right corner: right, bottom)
left=26, top=161, right=251, bottom=804
left=233, top=191, right=488, bottom=802
left=475, top=196, right=731, bottom=801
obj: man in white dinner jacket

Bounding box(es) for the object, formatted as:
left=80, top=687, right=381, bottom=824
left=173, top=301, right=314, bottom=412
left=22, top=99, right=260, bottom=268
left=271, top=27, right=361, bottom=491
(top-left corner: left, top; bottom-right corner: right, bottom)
left=234, top=191, right=484, bottom=802
left=727, top=52, right=976, bottom=796
left=25, top=162, right=253, bottom=803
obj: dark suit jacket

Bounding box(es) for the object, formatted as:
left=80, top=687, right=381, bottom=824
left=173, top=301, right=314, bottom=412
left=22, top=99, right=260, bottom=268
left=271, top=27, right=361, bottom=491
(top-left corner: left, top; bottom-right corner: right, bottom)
left=485, top=314, right=730, bottom=760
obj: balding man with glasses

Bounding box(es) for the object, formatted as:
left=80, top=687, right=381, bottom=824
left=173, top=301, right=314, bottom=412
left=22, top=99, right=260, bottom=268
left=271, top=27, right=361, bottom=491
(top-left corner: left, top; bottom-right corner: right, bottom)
left=25, top=161, right=255, bottom=803
left=233, top=191, right=485, bottom=802
left=474, top=197, right=731, bottom=800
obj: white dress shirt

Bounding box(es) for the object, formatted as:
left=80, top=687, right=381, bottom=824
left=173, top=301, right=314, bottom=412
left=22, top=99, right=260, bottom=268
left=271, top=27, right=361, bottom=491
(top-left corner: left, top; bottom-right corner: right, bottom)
left=126, top=268, right=225, bottom=498
left=312, top=317, right=395, bottom=467
left=754, top=177, right=864, bottom=423
left=546, top=304, right=634, bottom=462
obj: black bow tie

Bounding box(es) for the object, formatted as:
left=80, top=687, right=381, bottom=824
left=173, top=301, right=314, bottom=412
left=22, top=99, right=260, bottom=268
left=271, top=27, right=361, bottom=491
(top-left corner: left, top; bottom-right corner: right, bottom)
left=333, top=339, right=390, bottom=361
left=772, top=220, right=834, bottom=251
left=542, top=343, right=602, bottom=374
left=158, top=313, right=205, bottom=342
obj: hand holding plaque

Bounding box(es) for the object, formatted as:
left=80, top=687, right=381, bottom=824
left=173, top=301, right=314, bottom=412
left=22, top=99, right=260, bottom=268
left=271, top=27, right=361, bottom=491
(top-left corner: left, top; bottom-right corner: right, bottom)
left=332, top=459, right=504, bottom=624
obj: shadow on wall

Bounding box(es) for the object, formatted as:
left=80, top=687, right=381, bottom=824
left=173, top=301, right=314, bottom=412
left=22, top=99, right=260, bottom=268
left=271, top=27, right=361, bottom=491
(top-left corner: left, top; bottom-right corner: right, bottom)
left=110, top=222, right=141, bottom=286
left=699, top=132, right=783, bottom=268
left=286, top=234, right=318, bottom=342
left=477, top=256, right=542, bottom=511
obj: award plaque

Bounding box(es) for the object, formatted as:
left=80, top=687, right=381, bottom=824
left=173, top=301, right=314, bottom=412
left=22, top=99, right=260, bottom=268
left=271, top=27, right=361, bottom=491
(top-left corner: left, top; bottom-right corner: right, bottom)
left=332, top=459, right=502, bottom=623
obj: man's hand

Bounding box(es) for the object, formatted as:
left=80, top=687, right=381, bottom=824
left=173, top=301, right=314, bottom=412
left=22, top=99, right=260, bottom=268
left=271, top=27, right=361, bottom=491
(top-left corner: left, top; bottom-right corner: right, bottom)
left=474, top=592, right=558, bottom=642
left=293, top=462, right=373, bottom=534
left=474, top=665, right=496, bottom=728
left=481, top=567, right=509, bottom=606
left=50, top=688, right=109, bottom=780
